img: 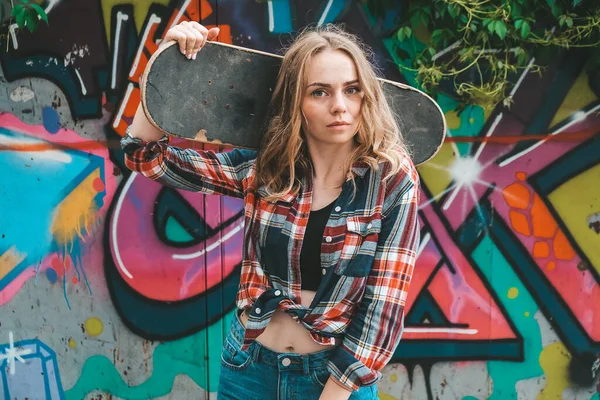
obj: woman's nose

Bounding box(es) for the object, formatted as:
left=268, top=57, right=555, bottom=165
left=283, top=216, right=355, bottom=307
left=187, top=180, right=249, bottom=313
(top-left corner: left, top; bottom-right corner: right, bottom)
left=331, top=92, right=347, bottom=114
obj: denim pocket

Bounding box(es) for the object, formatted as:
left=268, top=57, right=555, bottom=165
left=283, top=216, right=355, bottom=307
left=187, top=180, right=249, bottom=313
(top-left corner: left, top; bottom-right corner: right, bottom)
left=220, top=336, right=254, bottom=371
left=310, top=368, right=331, bottom=388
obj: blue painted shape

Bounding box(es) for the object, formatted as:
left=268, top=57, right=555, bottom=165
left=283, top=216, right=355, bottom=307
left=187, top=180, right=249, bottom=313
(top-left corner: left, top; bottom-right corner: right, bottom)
left=42, top=107, right=60, bottom=134
left=0, top=337, right=65, bottom=399
left=0, top=127, right=105, bottom=291
left=269, top=0, right=292, bottom=33
left=46, top=268, right=58, bottom=283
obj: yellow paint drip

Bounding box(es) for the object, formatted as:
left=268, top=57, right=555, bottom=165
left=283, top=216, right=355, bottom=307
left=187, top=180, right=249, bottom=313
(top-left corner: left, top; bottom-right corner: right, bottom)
left=507, top=287, right=519, bottom=299
left=0, top=246, right=26, bottom=281
left=50, top=168, right=102, bottom=253
left=68, top=338, right=77, bottom=349
left=85, top=317, right=104, bottom=337
left=390, top=374, right=398, bottom=383
left=537, top=342, right=574, bottom=400
left=378, top=394, right=400, bottom=400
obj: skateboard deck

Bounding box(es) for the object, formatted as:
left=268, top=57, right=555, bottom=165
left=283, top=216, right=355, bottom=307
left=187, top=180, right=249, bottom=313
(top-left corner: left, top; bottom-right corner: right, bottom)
left=141, top=41, right=446, bottom=165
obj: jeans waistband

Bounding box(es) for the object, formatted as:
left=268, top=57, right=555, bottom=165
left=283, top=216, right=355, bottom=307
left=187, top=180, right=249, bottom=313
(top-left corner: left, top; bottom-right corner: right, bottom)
left=229, top=309, right=334, bottom=373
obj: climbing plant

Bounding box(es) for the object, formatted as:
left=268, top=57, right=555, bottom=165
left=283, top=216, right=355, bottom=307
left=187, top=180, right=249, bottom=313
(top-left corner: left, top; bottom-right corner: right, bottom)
left=364, top=0, right=600, bottom=113
left=1, top=0, right=48, bottom=51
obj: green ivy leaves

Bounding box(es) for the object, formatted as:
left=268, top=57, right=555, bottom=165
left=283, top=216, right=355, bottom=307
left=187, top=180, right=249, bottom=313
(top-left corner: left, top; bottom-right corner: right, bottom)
left=366, top=0, right=600, bottom=111
left=514, top=19, right=532, bottom=38
left=8, top=0, right=48, bottom=33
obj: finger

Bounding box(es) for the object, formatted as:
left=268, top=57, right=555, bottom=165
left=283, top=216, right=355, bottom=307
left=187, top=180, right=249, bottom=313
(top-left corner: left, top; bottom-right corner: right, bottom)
left=190, top=29, right=204, bottom=59
left=168, top=28, right=188, bottom=55
left=189, top=21, right=209, bottom=38
left=207, top=27, right=220, bottom=41
left=190, top=22, right=209, bottom=49
left=182, top=26, right=198, bottom=58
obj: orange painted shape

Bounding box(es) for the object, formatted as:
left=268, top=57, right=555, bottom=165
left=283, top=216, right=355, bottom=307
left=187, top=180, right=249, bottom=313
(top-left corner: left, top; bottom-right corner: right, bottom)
left=503, top=183, right=530, bottom=210
left=531, top=194, right=558, bottom=239
left=553, top=230, right=577, bottom=260
left=200, top=0, right=212, bottom=20
left=516, top=171, right=527, bottom=181
left=547, top=261, right=556, bottom=271
left=533, top=241, right=550, bottom=258
left=210, top=24, right=233, bottom=45
left=509, top=210, right=531, bottom=236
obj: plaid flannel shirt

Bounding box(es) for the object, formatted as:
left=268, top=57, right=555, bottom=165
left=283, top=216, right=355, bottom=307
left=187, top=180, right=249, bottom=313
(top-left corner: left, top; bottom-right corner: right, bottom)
left=121, top=131, right=420, bottom=391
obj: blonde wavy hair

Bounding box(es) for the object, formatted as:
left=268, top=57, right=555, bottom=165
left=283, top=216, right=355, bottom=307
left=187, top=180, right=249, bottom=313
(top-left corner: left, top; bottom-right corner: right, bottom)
left=254, top=24, right=409, bottom=202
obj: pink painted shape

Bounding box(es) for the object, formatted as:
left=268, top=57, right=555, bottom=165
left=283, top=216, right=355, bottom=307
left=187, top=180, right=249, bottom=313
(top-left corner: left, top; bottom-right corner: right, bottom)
left=425, top=108, right=600, bottom=342
left=0, top=267, right=36, bottom=306
left=404, top=200, right=517, bottom=340
left=109, top=173, right=244, bottom=302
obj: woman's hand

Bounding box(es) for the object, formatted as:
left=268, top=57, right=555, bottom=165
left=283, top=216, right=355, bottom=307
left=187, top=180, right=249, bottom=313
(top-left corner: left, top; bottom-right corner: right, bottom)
left=162, top=21, right=220, bottom=60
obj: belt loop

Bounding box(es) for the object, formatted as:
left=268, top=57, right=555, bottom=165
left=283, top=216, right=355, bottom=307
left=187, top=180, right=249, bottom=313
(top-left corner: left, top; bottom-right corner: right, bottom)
left=303, top=355, right=309, bottom=375
left=250, top=341, right=259, bottom=363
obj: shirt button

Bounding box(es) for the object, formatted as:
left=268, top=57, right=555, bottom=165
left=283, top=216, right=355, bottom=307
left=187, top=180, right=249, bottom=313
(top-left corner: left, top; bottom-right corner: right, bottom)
left=325, top=236, right=332, bottom=243
left=281, top=358, right=291, bottom=367
left=274, top=290, right=281, bottom=296
left=334, top=206, right=341, bottom=212
left=367, top=223, right=372, bottom=229
left=255, top=308, right=262, bottom=314
left=322, top=268, right=327, bottom=275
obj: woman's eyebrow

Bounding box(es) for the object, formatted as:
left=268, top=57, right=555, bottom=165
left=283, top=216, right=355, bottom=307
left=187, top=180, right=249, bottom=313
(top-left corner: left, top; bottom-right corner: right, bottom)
left=306, top=79, right=359, bottom=88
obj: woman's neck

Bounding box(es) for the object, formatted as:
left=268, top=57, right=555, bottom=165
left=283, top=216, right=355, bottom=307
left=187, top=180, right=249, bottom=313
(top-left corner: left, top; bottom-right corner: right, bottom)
left=307, top=140, right=355, bottom=189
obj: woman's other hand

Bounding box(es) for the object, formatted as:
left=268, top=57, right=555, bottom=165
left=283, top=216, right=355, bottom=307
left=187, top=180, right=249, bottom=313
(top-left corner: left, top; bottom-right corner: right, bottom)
left=162, top=21, right=220, bottom=60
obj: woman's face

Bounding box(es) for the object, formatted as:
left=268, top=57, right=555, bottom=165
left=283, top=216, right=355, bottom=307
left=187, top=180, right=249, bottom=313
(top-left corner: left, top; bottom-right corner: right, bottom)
left=301, top=49, right=363, bottom=148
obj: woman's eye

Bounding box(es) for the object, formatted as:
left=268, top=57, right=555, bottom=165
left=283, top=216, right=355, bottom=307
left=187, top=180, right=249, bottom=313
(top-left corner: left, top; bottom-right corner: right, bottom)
left=311, top=89, right=326, bottom=97
left=346, top=86, right=361, bottom=95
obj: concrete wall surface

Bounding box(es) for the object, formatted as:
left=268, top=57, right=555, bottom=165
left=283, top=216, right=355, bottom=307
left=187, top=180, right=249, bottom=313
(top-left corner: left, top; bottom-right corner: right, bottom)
left=1, top=1, right=599, bottom=399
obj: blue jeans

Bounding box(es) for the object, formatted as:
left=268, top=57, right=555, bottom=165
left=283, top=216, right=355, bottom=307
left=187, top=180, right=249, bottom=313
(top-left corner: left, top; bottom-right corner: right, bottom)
left=217, top=310, right=379, bottom=399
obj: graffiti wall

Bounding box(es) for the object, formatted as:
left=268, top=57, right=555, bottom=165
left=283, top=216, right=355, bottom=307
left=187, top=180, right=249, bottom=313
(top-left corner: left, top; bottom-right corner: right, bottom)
left=0, top=1, right=598, bottom=399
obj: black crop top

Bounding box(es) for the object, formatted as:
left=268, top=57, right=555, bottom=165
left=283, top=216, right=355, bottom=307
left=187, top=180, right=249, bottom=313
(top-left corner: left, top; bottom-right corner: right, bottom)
left=299, top=198, right=337, bottom=291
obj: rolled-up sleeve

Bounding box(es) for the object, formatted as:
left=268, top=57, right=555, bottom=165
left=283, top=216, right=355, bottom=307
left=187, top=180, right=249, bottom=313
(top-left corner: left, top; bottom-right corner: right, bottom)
left=120, top=128, right=257, bottom=198
left=328, top=165, right=420, bottom=391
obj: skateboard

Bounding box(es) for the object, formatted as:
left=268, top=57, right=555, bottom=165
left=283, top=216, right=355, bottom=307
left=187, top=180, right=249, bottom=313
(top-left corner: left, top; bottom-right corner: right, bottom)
left=141, top=41, right=446, bottom=165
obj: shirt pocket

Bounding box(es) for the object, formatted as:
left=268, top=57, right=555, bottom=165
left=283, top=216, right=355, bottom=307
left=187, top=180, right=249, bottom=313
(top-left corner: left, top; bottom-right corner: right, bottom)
left=334, top=215, right=381, bottom=277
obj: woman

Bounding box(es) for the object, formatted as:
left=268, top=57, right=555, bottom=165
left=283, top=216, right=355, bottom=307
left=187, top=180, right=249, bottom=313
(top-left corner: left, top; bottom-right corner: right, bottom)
left=122, top=20, right=420, bottom=400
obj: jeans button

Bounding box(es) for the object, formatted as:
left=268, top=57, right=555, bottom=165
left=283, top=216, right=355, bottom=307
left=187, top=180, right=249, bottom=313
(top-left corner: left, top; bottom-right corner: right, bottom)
left=282, top=358, right=291, bottom=366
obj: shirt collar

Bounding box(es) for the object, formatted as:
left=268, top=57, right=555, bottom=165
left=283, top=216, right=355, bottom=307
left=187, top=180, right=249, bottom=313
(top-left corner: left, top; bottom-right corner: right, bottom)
left=257, top=160, right=369, bottom=204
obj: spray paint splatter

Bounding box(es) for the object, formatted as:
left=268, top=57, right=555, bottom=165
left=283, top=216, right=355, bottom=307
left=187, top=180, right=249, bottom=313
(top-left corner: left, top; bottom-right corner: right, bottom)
left=46, top=268, right=58, bottom=284
left=42, top=107, right=60, bottom=134
left=84, top=318, right=103, bottom=337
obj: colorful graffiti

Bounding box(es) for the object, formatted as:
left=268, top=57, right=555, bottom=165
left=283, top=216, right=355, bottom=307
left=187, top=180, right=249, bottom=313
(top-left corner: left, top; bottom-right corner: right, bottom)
left=1, top=0, right=599, bottom=399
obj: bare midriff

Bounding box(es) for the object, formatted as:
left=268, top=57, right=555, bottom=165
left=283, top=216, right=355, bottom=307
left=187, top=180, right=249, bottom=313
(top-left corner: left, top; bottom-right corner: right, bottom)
left=239, top=289, right=340, bottom=354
